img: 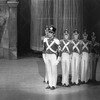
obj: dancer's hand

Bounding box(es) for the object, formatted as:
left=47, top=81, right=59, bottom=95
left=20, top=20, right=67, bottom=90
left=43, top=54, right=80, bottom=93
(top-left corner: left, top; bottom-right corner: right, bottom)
left=55, top=57, right=61, bottom=65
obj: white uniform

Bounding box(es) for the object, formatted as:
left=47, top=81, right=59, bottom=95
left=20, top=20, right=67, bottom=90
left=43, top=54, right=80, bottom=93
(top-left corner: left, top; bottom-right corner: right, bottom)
left=81, top=40, right=90, bottom=83
left=60, top=39, right=71, bottom=86
left=71, top=39, right=81, bottom=84
left=44, top=38, right=60, bottom=88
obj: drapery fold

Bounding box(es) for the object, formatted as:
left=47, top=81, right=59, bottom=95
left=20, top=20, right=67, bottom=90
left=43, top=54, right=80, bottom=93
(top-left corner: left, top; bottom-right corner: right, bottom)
left=30, top=0, right=83, bottom=51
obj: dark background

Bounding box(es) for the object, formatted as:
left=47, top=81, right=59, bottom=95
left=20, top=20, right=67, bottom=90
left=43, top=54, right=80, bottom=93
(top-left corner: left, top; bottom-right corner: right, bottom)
left=17, top=0, right=100, bottom=57
left=17, top=0, right=31, bottom=56
left=83, top=0, right=100, bottom=41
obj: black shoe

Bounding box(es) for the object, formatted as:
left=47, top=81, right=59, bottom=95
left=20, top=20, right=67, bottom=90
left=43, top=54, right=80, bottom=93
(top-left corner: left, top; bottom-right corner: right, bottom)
left=62, top=84, right=70, bottom=87
left=85, top=82, right=88, bottom=84
left=63, top=84, right=67, bottom=87
left=81, top=81, right=85, bottom=84
left=43, top=80, right=49, bottom=84
left=87, top=79, right=92, bottom=84
left=62, top=83, right=65, bottom=87
left=43, top=80, right=45, bottom=83
left=46, top=86, right=50, bottom=89
left=71, top=82, right=76, bottom=86
left=43, top=80, right=47, bottom=83
left=76, top=83, right=80, bottom=86
left=65, top=84, right=71, bottom=87
left=47, top=81, right=49, bottom=84
left=50, top=86, right=56, bottom=90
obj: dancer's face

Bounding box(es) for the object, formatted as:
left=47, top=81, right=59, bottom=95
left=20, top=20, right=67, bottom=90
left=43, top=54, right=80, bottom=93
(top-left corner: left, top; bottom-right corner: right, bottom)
left=74, top=33, right=79, bottom=40
left=83, top=36, right=87, bottom=40
left=48, top=32, right=54, bottom=39
left=64, top=34, right=69, bottom=40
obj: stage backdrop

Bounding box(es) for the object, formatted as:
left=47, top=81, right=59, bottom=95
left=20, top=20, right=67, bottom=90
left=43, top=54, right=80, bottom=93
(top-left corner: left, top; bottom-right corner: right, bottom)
left=30, top=0, right=83, bottom=51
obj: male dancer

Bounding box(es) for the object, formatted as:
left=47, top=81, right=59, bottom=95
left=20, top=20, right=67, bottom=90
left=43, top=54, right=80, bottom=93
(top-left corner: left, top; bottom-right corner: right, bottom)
left=60, top=29, right=71, bottom=87
left=71, top=29, right=81, bottom=85
left=81, top=31, right=90, bottom=84
left=44, top=25, right=61, bottom=90
left=89, top=32, right=100, bottom=82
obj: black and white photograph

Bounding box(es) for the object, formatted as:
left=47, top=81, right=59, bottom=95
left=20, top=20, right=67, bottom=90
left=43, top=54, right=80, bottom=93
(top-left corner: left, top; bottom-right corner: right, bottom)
left=0, top=0, right=100, bottom=100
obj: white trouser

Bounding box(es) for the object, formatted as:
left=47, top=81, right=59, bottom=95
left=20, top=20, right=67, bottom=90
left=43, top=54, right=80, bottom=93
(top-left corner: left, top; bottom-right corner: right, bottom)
left=89, top=53, right=98, bottom=80
left=81, top=52, right=89, bottom=82
left=61, top=53, right=70, bottom=85
left=45, top=54, right=58, bottom=87
left=42, top=53, right=48, bottom=82
left=71, top=52, right=80, bottom=84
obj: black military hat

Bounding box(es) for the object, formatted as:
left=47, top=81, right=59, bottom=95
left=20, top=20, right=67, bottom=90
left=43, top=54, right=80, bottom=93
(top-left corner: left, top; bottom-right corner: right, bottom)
left=73, top=29, right=79, bottom=35
left=48, top=25, right=56, bottom=34
left=64, top=29, right=69, bottom=35
left=82, top=30, right=88, bottom=37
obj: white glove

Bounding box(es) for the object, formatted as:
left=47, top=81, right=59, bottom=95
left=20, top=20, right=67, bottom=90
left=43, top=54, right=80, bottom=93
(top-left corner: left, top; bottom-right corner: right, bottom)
left=55, top=57, right=61, bottom=65
left=57, top=57, right=61, bottom=62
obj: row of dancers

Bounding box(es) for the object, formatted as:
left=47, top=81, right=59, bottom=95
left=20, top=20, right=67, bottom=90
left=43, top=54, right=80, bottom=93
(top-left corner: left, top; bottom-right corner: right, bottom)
left=41, top=25, right=100, bottom=90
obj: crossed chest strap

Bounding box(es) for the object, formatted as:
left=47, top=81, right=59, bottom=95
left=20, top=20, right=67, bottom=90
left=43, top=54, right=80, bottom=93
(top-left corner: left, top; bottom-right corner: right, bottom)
left=72, top=41, right=80, bottom=53
left=82, top=41, right=89, bottom=50
left=62, top=40, right=70, bottom=53
left=46, top=40, right=57, bottom=53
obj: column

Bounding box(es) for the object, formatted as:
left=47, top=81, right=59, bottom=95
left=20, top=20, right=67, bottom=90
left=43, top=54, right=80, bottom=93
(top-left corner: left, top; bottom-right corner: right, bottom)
left=7, top=0, right=18, bottom=59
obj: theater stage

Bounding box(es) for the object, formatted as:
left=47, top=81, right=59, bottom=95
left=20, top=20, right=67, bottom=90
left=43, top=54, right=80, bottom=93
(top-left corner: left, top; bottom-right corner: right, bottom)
left=0, top=56, right=100, bottom=100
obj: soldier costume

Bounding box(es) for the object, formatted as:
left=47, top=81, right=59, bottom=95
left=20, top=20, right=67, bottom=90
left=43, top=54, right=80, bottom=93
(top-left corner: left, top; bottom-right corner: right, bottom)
left=81, top=31, right=90, bottom=83
left=70, top=29, right=81, bottom=85
left=44, top=25, right=61, bottom=90
left=89, top=32, right=100, bottom=82
left=60, top=29, right=71, bottom=87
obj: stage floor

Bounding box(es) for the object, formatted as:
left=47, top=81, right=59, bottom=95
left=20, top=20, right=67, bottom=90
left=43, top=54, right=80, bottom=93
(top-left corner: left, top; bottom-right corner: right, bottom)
left=0, top=57, right=100, bottom=100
